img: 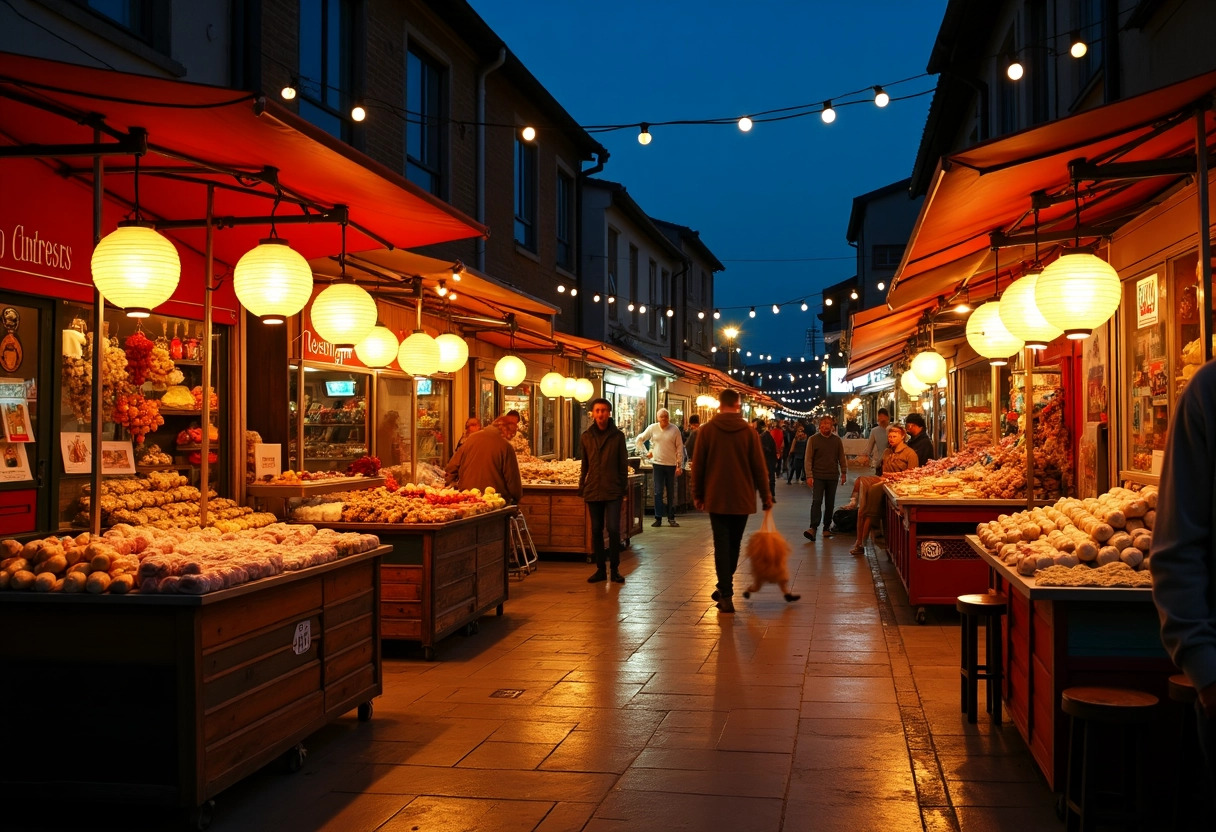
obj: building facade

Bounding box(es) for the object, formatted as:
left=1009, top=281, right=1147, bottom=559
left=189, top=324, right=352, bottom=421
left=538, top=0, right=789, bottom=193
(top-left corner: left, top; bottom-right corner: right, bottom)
left=844, top=178, right=922, bottom=311
left=652, top=219, right=723, bottom=364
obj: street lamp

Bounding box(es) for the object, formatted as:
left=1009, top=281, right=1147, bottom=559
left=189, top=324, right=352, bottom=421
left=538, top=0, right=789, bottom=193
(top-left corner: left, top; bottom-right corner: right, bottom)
left=723, top=326, right=739, bottom=374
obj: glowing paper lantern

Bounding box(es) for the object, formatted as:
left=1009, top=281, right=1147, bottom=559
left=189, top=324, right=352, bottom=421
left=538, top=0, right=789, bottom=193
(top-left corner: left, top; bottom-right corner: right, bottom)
left=311, top=283, right=377, bottom=349
left=435, top=333, right=469, bottom=373
left=966, top=301, right=1024, bottom=365
left=910, top=349, right=947, bottom=386
left=574, top=378, right=595, bottom=402
left=494, top=355, right=526, bottom=387
left=398, top=331, right=439, bottom=377
left=354, top=325, right=399, bottom=368
left=91, top=223, right=181, bottom=317
left=998, top=274, right=1062, bottom=349
left=900, top=370, right=929, bottom=397
left=563, top=376, right=579, bottom=397
left=233, top=238, right=313, bottom=324
left=540, top=371, right=566, bottom=398
left=1034, top=252, right=1121, bottom=339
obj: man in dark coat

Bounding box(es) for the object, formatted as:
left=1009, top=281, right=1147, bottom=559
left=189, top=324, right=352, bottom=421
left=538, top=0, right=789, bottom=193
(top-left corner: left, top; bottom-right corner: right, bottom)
left=904, top=412, right=935, bottom=467
left=692, top=391, right=773, bottom=613
left=579, top=397, right=629, bottom=584
left=755, top=419, right=779, bottom=502
left=445, top=416, right=522, bottom=503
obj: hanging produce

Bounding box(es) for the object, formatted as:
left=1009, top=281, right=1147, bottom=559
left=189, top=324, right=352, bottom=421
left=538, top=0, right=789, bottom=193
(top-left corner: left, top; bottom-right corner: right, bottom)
left=113, top=390, right=164, bottom=444
left=123, top=330, right=155, bottom=386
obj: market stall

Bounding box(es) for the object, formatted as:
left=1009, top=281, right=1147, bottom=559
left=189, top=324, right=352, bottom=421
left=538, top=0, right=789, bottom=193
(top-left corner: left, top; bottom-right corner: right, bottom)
left=516, top=474, right=644, bottom=558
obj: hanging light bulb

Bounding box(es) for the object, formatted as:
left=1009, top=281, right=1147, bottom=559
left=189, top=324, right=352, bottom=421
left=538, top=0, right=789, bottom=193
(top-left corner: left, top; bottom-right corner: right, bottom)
left=435, top=332, right=469, bottom=372
left=639, top=304, right=647, bottom=314
left=666, top=307, right=674, bottom=318
left=494, top=355, right=527, bottom=387
left=966, top=302, right=1024, bottom=365
left=354, top=324, right=399, bottom=368
left=627, top=302, right=636, bottom=312
left=521, top=125, right=537, bottom=141
left=999, top=274, right=1062, bottom=349
left=711, top=346, right=718, bottom=353
left=311, top=282, right=378, bottom=350
left=91, top=223, right=182, bottom=318
left=821, top=100, right=836, bottom=124
left=351, top=102, right=367, bottom=121
left=825, top=297, right=833, bottom=306
left=800, top=302, right=808, bottom=311
left=713, top=309, right=721, bottom=319
left=574, top=378, right=595, bottom=402
left=638, top=123, right=652, bottom=145
left=593, top=293, right=602, bottom=302
left=749, top=307, right=756, bottom=318
left=281, top=79, right=298, bottom=100
left=1006, top=57, right=1024, bottom=81
left=746, top=351, right=752, bottom=357
left=1070, top=32, right=1087, bottom=58
left=873, top=86, right=889, bottom=107
left=556, top=284, right=566, bottom=293
left=608, top=295, right=616, bottom=304
left=1034, top=251, right=1121, bottom=339
left=697, top=310, right=705, bottom=319
left=450, top=262, right=464, bottom=282
left=448, top=291, right=458, bottom=301
left=877, top=282, right=886, bottom=291
left=849, top=289, right=858, bottom=300
left=771, top=304, right=780, bottom=314
left=910, top=349, right=947, bottom=385
left=570, top=288, right=578, bottom=297
left=738, top=116, right=753, bottom=132
left=540, top=371, right=566, bottom=398
left=435, top=280, right=449, bottom=297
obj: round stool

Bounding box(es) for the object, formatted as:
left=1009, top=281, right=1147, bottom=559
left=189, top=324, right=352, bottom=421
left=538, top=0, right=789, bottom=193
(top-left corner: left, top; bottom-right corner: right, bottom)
left=957, top=592, right=1007, bottom=724
left=1168, top=673, right=1197, bottom=704
left=1061, top=686, right=1158, bottom=832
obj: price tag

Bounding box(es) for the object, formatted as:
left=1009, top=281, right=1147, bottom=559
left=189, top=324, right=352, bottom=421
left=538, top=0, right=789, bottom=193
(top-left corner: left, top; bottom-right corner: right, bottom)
left=292, top=620, right=311, bottom=655
left=1151, top=450, right=1164, bottom=476
left=256, top=443, right=282, bottom=479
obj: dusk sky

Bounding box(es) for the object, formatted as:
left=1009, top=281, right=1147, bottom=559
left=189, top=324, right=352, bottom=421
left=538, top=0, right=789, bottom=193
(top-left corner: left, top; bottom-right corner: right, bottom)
left=471, top=0, right=948, bottom=361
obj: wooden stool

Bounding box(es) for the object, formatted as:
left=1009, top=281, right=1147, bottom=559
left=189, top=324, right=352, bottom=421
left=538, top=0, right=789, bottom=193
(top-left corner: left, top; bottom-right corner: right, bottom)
left=957, top=592, right=1007, bottom=724
left=1061, top=686, right=1158, bottom=832
left=1168, top=673, right=1197, bottom=704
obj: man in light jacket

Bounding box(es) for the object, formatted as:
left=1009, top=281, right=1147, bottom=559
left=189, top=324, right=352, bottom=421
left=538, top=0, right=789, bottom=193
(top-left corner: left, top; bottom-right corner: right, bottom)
left=692, top=389, right=772, bottom=613
left=580, top=398, right=629, bottom=584
left=636, top=408, right=685, bottom=527
left=865, top=408, right=892, bottom=476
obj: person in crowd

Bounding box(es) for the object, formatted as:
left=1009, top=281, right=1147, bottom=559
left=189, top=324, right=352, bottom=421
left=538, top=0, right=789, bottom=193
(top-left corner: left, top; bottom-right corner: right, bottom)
left=504, top=409, right=529, bottom=455
left=692, top=389, right=772, bottom=613
left=580, top=398, right=629, bottom=584
left=804, top=416, right=847, bottom=541
left=904, top=412, right=935, bottom=466
left=844, top=418, right=862, bottom=438
left=781, top=420, right=796, bottom=473
left=755, top=419, right=779, bottom=501
left=850, top=423, right=918, bottom=556
left=376, top=410, right=406, bottom=466
left=684, top=414, right=701, bottom=472
left=444, top=415, right=522, bottom=505
left=768, top=420, right=785, bottom=475
left=635, top=407, right=685, bottom=527
left=453, top=416, right=481, bottom=452
left=865, top=408, right=892, bottom=475
left=1151, top=360, right=1216, bottom=800
left=786, top=424, right=809, bottom=484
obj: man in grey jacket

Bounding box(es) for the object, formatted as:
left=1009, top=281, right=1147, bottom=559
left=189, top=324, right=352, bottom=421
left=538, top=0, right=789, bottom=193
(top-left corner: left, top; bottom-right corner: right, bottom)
left=1151, top=360, right=1216, bottom=797
left=804, top=415, right=847, bottom=541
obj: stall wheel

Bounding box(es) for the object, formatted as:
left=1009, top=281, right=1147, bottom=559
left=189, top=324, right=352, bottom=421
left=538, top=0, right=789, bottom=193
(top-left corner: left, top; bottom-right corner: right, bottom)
left=915, top=607, right=927, bottom=625
left=357, top=700, right=374, bottom=722
left=185, top=800, right=215, bottom=831
left=282, top=743, right=307, bottom=773
left=423, top=646, right=436, bottom=661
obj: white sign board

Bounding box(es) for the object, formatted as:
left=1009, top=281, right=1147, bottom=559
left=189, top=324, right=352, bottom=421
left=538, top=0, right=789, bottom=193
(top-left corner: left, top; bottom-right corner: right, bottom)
left=292, top=620, right=312, bottom=655
left=1136, top=273, right=1159, bottom=329
left=255, top=443, right=283, bottom=479
left=828, top=368, right=855, bottom=394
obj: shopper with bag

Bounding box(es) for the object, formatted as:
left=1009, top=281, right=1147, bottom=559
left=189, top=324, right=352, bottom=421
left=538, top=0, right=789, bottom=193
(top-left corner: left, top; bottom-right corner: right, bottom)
left=692, top=389, right=773, bottom=613
left=743, top=509, right=800, bottom=602
left=804, top=415, right=847, bottom=541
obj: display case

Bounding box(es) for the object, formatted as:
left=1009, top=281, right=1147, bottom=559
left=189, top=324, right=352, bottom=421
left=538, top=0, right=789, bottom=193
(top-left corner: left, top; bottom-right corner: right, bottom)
left=501, top=382, right=533, bottom=456
left=957, top=362, right=1010, bottom=449
left=414, top=376, right=450, bottom=468
left=606, top=383, right=648, bottom=452
left=1122, top=267, right=1170, bottom=479
left=536, top=393, right=556, bottom=458
left=290, top=364, right=370, bottom=474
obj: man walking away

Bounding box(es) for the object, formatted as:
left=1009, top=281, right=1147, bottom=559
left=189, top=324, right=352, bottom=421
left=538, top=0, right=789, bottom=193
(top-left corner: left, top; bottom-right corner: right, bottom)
left=693, top=390, right=773, bottom=613
left=580, top=398, right=629, bottom=584
left=866, top=408, right=892, bottom=476
left=636, top=408, right=686, bottom=527
left=904, top=412, right=935, bottom=466
left=804, top=416, right=847, bottom=541
left=786, top=425, right=808, bottom=484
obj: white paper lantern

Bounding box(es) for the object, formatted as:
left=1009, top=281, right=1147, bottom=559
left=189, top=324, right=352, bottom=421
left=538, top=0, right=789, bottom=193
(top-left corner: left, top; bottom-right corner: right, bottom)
left=91, top=223, right=181, bottom=317
left=910, top=349, right=947, bottom=385
left=540, top=371, right=565, bottom=398
left=574, top=378, right=595, bottom=402
left=354, top=325, right=399, bottom=368
left=233, top=238, right=313, bottom=324
left=398, top=331, right=439, bottom=377
left=435, top=333, right=469, bottom=373
left=998, top=274, right=1062, bottom=349
left=900, top=370, right=929, bottom=397
left=311, top=282, right=377, bottom=349
left=1034, top=252, right=1121, bottom=339
left=966, top=301, right=1024, bottom=365
left=494, top=355, right=527, bottom=387
left=563, top=376, right=579, bottom=397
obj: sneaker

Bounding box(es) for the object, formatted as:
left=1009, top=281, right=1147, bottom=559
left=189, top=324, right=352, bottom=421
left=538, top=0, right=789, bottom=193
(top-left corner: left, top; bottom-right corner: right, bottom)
left=784, top=593, right=801, bottom=603
left=587, top=570, right=607, bottom=583
left=668, top=519, right=679, bottom=527
left=716, top=597, right=736, bottom=613
left=803, top=529, right=816, bottom=541
left=651, top=519, right=663, bottom=528
left=610, top=571, right=625, bottom=584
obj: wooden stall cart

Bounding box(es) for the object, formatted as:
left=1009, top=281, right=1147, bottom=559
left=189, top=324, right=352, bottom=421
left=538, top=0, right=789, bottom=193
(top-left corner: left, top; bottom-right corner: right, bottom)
left=246, top=476, right=386, bottom=517
left=0, top=547, right=386, bottom=829
left=315, top=506, right=514, bottom=659
left=968, top=538, right=1175, bottom=792
left=517, top=473, right=644, bottom=559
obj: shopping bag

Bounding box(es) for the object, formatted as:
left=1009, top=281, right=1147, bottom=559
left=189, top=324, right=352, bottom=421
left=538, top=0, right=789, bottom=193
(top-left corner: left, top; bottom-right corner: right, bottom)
left=746, top=509, right=790, bottom=585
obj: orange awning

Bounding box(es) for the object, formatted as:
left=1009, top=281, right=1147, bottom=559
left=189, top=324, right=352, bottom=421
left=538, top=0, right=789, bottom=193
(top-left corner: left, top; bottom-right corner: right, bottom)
left=844, top=300, right=936, bottom=380
left=888, top=69, right=1216, bottom=311
left=553, top=333, right=638, bottom=371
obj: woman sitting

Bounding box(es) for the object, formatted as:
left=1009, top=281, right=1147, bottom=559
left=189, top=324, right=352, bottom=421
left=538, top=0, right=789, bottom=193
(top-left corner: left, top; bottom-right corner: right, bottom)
left=850, top=424, right=919, bottom=556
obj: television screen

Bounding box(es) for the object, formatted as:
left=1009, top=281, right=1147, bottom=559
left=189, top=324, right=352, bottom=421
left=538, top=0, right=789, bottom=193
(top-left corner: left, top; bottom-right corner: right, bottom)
left=416, top=378, right=433, bottom=396
left=324, top=380, right=357, bottom=397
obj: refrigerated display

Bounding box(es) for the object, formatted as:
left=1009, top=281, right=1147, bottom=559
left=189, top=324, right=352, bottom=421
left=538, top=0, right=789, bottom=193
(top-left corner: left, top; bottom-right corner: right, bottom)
left=290, top=365, right=370, bottom=474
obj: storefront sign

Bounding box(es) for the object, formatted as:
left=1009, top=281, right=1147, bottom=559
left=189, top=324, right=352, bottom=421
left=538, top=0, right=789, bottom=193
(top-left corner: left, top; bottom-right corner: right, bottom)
left=255, top=443, right=282, bottom=479
left=1136, top=273, right=1159, bottom=328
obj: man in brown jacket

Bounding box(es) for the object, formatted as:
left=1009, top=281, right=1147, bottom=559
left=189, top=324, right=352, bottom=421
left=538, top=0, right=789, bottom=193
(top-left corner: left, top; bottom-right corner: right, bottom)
left=691, top=389, right=773, bottom=613
left=445, top=416, right=523, bottom=504
left=579, top=398, right=629, bottom=584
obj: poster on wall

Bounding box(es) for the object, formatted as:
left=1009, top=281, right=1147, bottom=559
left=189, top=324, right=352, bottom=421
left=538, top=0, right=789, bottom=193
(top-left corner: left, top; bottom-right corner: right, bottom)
left=60, top=432, right=92, bottom=474
left=100, top=441, right=136, bottom=475
left=1135, top=273, right=1159, bottom=328
left=1078, top=423, right=1099, bottom=497
left=0, top=441, right=31, bottom=482
left=1082, top=325, right=1109, bottom=423
left=1, top=400, right=31, bottom=442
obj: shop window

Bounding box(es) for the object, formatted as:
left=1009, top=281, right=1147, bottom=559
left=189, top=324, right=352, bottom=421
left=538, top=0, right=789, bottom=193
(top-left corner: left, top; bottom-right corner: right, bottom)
left=1122, top=268, right=1169, bottom=476
left=514, top=138, right=537, bottom=250
left=537, top=394, right=556, bottom=458
left=556, top=171, right=574, bottom=270
left=871, top=244, right=904, bottom=270
left=77, top=0, right=167, bottom=50
left=647, top=259, right=657, bottom=337
left=502, top=383, right=533, bottom=455
left=405, top=45, right=446, bottom=197
left=298, top=0, right=355, bottom=141
left=607, top=228, right=619, bottom=320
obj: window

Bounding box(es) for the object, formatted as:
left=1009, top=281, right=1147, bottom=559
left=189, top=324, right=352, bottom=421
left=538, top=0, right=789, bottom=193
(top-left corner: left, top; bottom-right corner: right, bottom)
left=78, top=1, right=167, bottom=49
left=1027, top=0, right=1049, bottom=125
left=871, top=244, right=904, bottom=270
left=298, top=0, right=354, bottom=140
left=648, top=259, right=657, bottom=337
left=629, top=245, right=639, bottom=329
left=1077, top=0, right=1104, bottom=91
left=608, top=228, right=619, bottom=320
left=997, top=27, right=1018, bottom=135
left=660, top=268, right=670, bottom=339
left=406, top=46, right=445, bottom=196
left=514, top=138, right=537, bottom=250
left=556, top=171, right=574, bottom=270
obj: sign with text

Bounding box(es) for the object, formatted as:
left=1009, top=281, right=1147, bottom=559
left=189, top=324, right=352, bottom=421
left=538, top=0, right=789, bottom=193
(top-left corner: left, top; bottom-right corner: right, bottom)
left=1136, top=273, right=1159, bottom=329
left=255, top=443, right=282, bottom=479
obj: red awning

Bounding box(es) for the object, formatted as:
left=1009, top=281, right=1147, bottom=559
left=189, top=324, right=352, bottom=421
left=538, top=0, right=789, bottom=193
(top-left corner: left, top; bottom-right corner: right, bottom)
left=0, top=53, right=485, bottom=321
left=888, top=69, right=1216, bottom=311
left=844, top=300, right=936, bottom=380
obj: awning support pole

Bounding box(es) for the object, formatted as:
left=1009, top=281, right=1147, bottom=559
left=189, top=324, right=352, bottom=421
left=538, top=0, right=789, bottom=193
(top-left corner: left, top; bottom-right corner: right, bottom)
left=1197, top=108, right=1213, bottom=363
left=90, top=130, right=105, bottom=538
left=1024, top=348, right=1035, bottom=511
left=0, top=129, right=147, bottom=160
left=199, top=184, right=214, bottom=528
left=990, top=364, right=1000, bottom=448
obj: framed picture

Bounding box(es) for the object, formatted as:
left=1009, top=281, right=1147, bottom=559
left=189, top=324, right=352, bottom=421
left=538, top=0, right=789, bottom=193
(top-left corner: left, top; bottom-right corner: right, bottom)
left=60, top=432, right=92, bottom=474
left=100, top=441, right=136, bottom=475
left=1, top=400, right=31, bottom=442
left=0, top=441, right=31, bottom=482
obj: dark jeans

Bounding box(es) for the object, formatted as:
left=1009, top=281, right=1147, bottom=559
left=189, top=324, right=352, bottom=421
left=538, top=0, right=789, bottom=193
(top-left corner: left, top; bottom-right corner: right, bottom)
left=652, top=464, right=677, bottom=520
left=810, top=478, right=839, bottom=531
left=587, top=499, right=622, bottom=570
left=786, top=456, right=805, bottom=483
left=1200, top=703, right=1216, bottom=803
left=709, top=513, right=749, bottom=598
left=767, top=462, right=777, bottom=497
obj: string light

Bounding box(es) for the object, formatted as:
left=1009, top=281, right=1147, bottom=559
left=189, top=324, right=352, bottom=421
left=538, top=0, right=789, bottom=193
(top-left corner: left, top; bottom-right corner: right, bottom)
left=713, top=309, right=721, bottom=319
left=738, top=116, right=753, bottom=132
left=665, top=307, right=674, bottom=318
left=436, top=280, right=449, bottom=297
left=697, top=310, right=705, bottom=319
left=749, top=307, right=756, bottom=318
left=570, top=288, right=578, bottom=297
left=627, top=302, right=635, bottom=311
left=638, top=123, right=652, bottom=145
left=1006, top=57, right=1024, bottom=81
left=608, top=295, right=616, bottom=304
left=556, top=284, right=566, bottom=293
left=593, top=293, right=601, bottom=302
left=877, top=282, right=885, bottom=291
left=824, top=298, right=833, bottom=306
left=1069, top=32, right=1087, bottom=58
left=800, top=302, right=808, bottom=311
left=451, top=262, right=464, bottom=282
left=280, top=80, right=298, bottom=100
left=873, top=86, right=889, bottom=107
left=820, top=100, right=836, bottom=124
left=521, top=125, right=537, bottom=141
left=351, top=102, right=367, bottom=121
left=771, top=304, right=780, bottom=314
left=639, top=304, right=647, bottom=313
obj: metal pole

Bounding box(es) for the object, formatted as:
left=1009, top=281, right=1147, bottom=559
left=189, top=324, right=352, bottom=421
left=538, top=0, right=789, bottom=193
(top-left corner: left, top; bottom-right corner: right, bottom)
left=90, top=130, right=104, bottom=537
left=1024, top=347, right=1034, bottom=510
left=199, top=185, right=214, bottom=527
left=1197, top=107, right=1213, bottom=363
left=990, top=363, right=1000, bottom=447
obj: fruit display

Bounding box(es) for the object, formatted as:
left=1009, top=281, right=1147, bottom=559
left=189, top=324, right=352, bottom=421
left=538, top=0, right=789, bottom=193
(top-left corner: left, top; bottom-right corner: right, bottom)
left=0, top=523, right=380, bottom=596
left=62, top=333, right=128, bottom=423
left=160, top=385, right=195, bottom=409
left=113, top=390, right=164, bottom=444
left=292, top=484, right=508, bottom=524
left=176, top=424, right=220, bottom=446
left=191, top=385, right=219, bottom=411
left=348, top=455, right=381, bottom=477
left=123, top=330, right=155, bottom=386
left=518, top=456, right=581, bottom=485
left=975, top=485, right=1157, bottom=586
left=136, top=445, right=172, bottom=467
left=145, top=339, right=180, bottom=390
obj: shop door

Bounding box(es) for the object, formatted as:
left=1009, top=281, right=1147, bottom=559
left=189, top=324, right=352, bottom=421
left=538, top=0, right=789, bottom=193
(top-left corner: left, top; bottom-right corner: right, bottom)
left=0, top=293, right=54, bottom=534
